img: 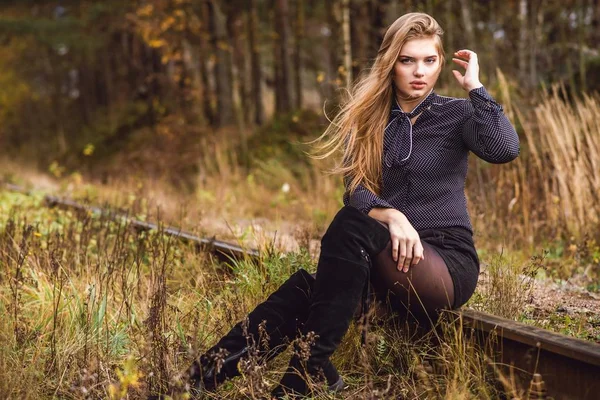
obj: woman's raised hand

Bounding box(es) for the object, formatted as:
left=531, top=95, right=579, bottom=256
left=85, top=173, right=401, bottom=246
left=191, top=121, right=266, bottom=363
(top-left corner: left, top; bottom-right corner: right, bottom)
left=451, top=49, right=483, bottom=92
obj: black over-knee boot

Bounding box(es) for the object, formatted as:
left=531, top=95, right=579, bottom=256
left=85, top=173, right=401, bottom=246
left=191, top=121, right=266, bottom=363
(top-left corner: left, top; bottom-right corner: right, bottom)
left=271, top=206, right=390, bottom=398
left=189, top=268, right=316, bottom=391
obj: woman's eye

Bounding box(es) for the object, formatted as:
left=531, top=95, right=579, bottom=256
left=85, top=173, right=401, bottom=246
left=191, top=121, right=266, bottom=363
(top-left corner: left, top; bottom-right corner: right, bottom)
left=400, top=59, right=412, bottom=64
left=426, top=58, right=436, bottom=63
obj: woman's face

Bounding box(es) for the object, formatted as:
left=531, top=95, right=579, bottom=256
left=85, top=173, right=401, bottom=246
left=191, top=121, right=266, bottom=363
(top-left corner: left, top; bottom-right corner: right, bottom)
left=392, top=37, right=441, bottom=103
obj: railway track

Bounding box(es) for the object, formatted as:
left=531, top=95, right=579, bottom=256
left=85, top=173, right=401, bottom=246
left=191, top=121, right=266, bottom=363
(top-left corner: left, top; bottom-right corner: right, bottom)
left=3, top=183, right=600, bottom=399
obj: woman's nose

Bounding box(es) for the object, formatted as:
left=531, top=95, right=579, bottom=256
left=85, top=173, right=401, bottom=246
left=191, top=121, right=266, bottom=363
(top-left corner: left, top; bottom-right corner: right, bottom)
left=414, top=63, right=425, bottom=76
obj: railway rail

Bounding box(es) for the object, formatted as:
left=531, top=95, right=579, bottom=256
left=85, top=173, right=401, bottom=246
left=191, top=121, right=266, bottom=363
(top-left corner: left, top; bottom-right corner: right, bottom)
left=3, top=183, right=600, bottom=399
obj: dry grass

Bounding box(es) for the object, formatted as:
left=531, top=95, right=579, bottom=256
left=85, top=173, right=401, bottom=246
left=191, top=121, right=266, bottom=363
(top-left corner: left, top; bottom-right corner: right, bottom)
left=468, top=251, right=545, bottom=320
left=522, top=87, right=600, bottom=236
left=469, top=74, right=600, bottom=260
left=0, top=189, right=541, bottom=399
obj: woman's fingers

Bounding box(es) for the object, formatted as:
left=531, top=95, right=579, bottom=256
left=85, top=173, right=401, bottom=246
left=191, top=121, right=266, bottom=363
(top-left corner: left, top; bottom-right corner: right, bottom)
left=452, top=58, right=468, bottom=68
left=398, top=240, right=407, bottom=270
left=452, top=69, right=463, bottom=83
left=392, top=238, right=399, bottom=262
left=402, top=240, right=414, bottom=272
left=413, top=241, right=424, bottom=265
left=454, top=49, right=477, bottom=60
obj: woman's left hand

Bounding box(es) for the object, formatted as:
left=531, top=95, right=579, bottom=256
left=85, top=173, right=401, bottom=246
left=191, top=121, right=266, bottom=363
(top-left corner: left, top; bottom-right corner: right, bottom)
left=452, top=49, right=483, bottom=92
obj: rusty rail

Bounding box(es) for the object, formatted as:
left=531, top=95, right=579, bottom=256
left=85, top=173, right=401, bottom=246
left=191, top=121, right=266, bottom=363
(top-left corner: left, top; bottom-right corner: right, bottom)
left=461, top=309, right=600, bottom=399
left=4, top=183, right=258, bottom=262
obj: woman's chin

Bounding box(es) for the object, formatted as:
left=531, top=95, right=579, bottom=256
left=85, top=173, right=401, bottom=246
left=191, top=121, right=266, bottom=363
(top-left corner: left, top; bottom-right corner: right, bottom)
left=400, top=89, right=428, bottom=101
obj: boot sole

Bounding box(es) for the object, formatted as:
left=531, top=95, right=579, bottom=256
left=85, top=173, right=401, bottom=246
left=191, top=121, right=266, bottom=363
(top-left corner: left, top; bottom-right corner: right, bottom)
left=328, top=375, right=345, bottom=392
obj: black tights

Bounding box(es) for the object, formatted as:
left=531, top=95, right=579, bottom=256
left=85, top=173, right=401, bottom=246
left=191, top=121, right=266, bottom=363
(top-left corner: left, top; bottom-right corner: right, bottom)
left=370, top=239, right=455, bottom=323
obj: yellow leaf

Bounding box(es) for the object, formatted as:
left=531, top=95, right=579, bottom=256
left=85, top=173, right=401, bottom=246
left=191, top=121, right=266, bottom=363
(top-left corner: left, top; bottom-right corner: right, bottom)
left=137, top=4, right=154, bottom=17
left=149, top=39, right=166, bottom=48
left=161, top=16, right=176, bottom=32
left=83, top=144, right=94, bottom=156
left=316, top=71, right=325, bottom=83
left=217, top=41, right=230, bottom=51
left=108, top=383, right=119, bottom=400
left=48, top=161, right=65, bottom=178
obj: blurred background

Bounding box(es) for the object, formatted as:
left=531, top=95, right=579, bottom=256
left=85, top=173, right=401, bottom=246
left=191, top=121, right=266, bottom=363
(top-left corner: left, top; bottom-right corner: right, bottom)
left=1, top=2, right=600, bottom=397
left=1, top=0, right=599, bottom=259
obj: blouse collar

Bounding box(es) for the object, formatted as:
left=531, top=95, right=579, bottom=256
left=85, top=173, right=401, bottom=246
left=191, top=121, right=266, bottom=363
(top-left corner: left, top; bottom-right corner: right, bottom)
left=391, top=89, right=436, bottom=119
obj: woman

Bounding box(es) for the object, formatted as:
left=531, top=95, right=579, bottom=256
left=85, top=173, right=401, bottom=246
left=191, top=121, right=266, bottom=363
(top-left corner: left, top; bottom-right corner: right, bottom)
left=188, top=12, right=519, bottom=398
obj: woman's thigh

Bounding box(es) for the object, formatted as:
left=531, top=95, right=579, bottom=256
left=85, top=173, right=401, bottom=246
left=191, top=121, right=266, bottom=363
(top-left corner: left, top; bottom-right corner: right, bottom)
left=370, top=240, right=455, bottom=321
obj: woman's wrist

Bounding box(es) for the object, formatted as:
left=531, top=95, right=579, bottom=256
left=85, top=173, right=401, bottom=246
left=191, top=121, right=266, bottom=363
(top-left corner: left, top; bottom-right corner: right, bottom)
left=466, top=82, right=483, bottom=92
left=368, top=207, right=402, bottom=224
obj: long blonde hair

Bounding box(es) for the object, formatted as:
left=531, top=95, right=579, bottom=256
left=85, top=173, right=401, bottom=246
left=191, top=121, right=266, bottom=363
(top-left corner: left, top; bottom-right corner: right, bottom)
left=312, top=13, right=445, bottom=196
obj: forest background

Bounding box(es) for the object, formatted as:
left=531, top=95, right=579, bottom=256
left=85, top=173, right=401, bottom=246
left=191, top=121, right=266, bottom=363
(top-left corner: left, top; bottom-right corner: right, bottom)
left=2, top=0, right=600, bottom=250
left=1, top=0, right=600, bottom=398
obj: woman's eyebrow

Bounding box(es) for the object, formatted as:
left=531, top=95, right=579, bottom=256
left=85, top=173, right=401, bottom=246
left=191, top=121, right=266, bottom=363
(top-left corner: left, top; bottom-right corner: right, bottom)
left=399, top=54, right=438, bottom=58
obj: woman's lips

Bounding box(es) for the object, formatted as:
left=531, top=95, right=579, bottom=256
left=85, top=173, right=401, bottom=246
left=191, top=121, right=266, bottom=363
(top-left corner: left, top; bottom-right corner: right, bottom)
left=410, top=82, right=426, bottom=89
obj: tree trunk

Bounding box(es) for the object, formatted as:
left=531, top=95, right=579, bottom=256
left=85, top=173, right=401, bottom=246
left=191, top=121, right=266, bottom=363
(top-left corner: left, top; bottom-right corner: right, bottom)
left=325, top=0, right=341, bottom=108
left=518, top=0, right=529, bottom=87
left=104, top=47, right=115, bottom=133
left=370, top=0, right=389, bottom=57
left=182, top=39, right=202, bottom=121
left=559, top=5, right=577, bottom=93
left=350, top=0, right=369, bottom=80
left=248, top=0, right=264, bottom=125
left=274, top=0, right=293, bottom=113
left=593, top=0, right=600, bottom=43
left=445, top=0, right=454, bottom=54
left=459, top=0, right=475, bottom=49
left=442, top=0, right=455, bottom=88
left=209, top=0, right=235, bottom=127
left=578, top=0, right=587, bottom=92
left=341, top=0, right=352, bottom=88
left=198, top=3, right=217, bottom=126
left=530, top=0, right=543, bottom=88
left=227, top=9, right=250, bottom=126
left=294, top=0, right=304, bottom=109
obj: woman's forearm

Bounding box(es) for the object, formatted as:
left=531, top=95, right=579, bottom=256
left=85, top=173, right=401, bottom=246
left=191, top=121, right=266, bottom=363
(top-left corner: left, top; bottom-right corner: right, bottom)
left=368, top=207, right=403, bottom=225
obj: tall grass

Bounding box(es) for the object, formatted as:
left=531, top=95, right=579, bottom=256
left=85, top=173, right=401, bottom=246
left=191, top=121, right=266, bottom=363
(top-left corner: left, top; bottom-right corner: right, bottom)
left=0, top=190, right=541, bottom=399
left=521, top=88, right=600, bottom=237
left=469, top=75, right=600, bottom=256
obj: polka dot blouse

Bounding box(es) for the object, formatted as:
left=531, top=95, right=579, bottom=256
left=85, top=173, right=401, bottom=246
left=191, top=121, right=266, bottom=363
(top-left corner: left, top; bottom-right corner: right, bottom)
left=343, top=87, right=520, bottom=233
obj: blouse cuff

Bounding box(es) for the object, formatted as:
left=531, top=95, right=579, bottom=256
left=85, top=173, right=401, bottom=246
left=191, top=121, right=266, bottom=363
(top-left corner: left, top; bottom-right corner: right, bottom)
left=468, top=86, right=503, bottom=112
left=362, top=197, right=394, bottom=215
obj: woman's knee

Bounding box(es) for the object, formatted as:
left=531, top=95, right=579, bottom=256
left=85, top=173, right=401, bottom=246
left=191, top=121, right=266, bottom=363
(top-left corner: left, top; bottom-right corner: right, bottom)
left=321, top=206, right=389, bottom=256
left=321, top=207, right=366, bottom=253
